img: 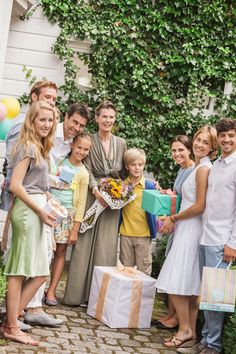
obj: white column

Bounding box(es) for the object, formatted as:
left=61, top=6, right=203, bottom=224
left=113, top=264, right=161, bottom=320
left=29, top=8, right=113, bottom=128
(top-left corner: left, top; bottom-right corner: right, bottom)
left=224, top=82, right=233, bottom=95
left=0, top=0, right=13, bottom=93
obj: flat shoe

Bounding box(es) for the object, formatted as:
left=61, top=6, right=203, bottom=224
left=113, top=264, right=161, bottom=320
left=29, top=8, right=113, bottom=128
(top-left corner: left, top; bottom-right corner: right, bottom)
left=164, top=336, right=196, bottom=344
left=152, top=320, right=178, bottom=330
left=164, top=337, right=194, bottom=348
left=44, top=298, right=58, bottom=306
left=179, top=339, right=198, bottom=348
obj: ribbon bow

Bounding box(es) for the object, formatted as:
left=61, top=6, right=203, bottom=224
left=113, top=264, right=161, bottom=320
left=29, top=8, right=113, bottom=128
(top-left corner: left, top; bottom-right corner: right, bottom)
left=160, top=188, right=177, bottom=215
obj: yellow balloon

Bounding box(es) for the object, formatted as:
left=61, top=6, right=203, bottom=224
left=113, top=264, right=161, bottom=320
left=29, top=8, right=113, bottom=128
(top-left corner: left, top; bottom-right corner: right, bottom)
left=0, top=96, right=21, bottom=119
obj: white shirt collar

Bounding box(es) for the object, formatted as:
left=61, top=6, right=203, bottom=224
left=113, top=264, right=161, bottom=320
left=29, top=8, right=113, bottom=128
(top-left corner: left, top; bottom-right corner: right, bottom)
left=56, top=122, right=72, bottom=144
left=218, top=150, right=236, bottom=165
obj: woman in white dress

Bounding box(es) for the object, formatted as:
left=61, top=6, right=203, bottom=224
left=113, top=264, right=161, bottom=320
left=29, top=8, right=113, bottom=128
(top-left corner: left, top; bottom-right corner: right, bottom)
left=156, top=125, right=218, bottom=349
left=154, top=135, right=195, bottom=330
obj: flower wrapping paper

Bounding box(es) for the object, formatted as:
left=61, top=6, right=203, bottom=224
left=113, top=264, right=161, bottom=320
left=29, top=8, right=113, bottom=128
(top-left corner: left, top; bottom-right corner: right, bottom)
left=80, top=190, right=136, bottom=233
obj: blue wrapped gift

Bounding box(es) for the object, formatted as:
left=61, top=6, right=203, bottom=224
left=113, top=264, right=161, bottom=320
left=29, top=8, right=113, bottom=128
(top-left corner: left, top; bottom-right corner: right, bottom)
left=59, top=166, right=75, bottom=184
left=141, top=190, right=180, bottom=216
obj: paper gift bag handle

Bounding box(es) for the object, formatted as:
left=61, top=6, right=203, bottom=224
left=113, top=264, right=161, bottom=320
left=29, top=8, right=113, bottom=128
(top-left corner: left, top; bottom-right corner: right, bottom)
left=214, top=259, right=231, bottom=269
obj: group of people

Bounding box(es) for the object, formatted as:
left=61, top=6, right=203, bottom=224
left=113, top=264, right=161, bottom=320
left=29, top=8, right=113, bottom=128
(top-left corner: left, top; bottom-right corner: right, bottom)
left=154, top=121, right=236, bottom=354
left=0, top=80, right=235, bottom=354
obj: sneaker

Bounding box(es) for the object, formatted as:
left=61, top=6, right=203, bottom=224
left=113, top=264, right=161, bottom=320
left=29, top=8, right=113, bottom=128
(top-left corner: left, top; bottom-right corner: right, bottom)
left=79, top=303, right=88, bottom=308
left=177, top=342, right=207, bottom=354
left=17, top=319, right=32, bottom=332
left=200, top=348, right=220, bottom=354
left=24, top=311, right=63, bottom=327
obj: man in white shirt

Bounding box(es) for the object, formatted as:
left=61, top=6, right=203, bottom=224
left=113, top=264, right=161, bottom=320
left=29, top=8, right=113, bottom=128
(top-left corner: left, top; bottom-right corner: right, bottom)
left=181, top=118, right=236, bottom=354
left=50, top=102, right=90, bottom=166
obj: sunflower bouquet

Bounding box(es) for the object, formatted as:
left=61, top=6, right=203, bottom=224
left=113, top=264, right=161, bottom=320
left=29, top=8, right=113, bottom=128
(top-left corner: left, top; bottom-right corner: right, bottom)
left=80, top=178, right=136, bottom=233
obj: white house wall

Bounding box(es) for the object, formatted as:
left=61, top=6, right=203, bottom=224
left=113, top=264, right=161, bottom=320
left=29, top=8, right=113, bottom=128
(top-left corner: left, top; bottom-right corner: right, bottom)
left=0, top=4, right=93, bottom=242
left=0, top=6, right=64, bottom=106
left=0, top=5, right=65, bottom=240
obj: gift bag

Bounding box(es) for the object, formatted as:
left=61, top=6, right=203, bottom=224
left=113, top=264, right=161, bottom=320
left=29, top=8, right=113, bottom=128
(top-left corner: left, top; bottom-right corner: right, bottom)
left=200, top=262, right=236, bottom=313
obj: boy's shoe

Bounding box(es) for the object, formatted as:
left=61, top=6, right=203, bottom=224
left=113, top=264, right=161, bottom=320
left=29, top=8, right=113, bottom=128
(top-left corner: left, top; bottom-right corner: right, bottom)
left=177, top=342, right=206, bottom=353
left=24, top=311, right=63, bottom=326
left=199, top=349, right=220, bottom=354
left=79, top=303, right=88, bottom=308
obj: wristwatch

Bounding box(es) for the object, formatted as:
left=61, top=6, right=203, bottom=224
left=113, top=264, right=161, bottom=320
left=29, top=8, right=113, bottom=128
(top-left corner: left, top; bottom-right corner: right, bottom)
left=92, top=186, right=98, bottom=194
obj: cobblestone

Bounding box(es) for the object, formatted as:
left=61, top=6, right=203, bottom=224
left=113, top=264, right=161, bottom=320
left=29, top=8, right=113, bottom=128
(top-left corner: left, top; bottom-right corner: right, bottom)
left=133, top=335, right=150, bottom=342
left=0, top=269, right=179, bottom=353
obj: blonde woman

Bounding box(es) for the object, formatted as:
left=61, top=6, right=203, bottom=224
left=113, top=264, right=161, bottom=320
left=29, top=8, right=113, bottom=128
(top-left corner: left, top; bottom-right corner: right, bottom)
left=156, top=126, right=218, bottom=349
left=0, top=101, right=57, bottom=345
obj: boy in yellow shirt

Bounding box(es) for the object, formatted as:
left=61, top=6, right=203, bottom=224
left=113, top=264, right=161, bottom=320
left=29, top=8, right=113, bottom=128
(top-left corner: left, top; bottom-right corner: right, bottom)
left=119, top=148, right=156, bottom=275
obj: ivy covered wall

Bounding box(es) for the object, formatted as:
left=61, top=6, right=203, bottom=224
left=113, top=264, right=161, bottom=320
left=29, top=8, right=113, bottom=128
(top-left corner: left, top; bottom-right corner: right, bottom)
left=40, top=0, right=236, bottom=186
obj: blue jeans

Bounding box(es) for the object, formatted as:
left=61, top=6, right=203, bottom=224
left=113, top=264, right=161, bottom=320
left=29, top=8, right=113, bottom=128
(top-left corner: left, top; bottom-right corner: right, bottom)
left=199, top=245, right=229, bottom=353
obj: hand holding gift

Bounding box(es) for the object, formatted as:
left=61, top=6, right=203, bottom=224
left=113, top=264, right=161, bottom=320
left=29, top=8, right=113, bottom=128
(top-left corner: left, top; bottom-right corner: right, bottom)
left=80, top=178, right=136, bottom=233
left=93, top=187, right=108, bottom=208
left=158, top=215, right=175, bottom=234
left=43, top=197, right=68, bottom=225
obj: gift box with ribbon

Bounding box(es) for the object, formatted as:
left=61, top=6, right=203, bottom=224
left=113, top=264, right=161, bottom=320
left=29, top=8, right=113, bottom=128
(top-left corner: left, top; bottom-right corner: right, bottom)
left=141, top=189, right=180, bottom=216
left=87, top=266, right=156, bottom=328
left=59, top=165, right=75, bottom=184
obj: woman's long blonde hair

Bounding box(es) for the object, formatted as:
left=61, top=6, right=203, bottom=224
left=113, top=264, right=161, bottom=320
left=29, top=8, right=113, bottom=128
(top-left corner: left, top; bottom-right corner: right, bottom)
left=13, top=101, right=57, bottom=164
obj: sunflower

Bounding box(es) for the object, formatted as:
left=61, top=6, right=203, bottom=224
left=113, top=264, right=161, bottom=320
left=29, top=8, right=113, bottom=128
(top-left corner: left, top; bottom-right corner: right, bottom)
left=110, top=180, right=118, bottom=188
left=110, top=185, right=122, bottom=199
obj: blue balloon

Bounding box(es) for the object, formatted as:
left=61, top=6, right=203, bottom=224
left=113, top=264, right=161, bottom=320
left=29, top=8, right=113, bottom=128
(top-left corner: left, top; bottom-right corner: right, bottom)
left=0, top=119, right=13, bottom=140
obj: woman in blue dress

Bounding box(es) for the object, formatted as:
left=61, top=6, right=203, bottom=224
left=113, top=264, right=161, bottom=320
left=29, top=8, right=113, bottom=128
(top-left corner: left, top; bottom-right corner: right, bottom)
left=154, top=135, right=195, bottom=330
left=156, top=126, right=218, bottom=349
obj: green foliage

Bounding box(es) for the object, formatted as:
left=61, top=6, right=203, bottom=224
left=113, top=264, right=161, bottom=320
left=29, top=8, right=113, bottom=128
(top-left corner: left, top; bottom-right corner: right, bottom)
left=0, top=252, right=7, bottom=305
left=22, top=65, right=37, bottom=86
left=151, top=236, right=168, bottom=278
left=214, top=262, right=236, bottom=352
left=223, top=312, right=236, bottom=354
left=38, top=0, right=236, bottom=185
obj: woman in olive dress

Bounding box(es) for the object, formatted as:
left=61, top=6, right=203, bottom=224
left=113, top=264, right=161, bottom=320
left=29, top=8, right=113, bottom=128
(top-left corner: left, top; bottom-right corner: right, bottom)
left=64, top=100, right=127, bottom=306
left=1, top=101, right=56, bottom=345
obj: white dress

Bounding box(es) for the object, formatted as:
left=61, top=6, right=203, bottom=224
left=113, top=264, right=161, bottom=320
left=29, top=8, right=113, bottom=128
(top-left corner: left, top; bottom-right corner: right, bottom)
left=156, top=157, right=212, bottom=296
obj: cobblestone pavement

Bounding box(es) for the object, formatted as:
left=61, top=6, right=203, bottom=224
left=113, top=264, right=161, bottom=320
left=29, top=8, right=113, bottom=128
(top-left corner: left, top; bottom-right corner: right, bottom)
left=0, top=270, right=178, bottom=354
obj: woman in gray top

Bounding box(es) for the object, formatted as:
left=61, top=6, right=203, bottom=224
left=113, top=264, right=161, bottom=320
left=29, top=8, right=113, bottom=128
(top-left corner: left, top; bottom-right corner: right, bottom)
left=1, top=101, right=57, bottom=345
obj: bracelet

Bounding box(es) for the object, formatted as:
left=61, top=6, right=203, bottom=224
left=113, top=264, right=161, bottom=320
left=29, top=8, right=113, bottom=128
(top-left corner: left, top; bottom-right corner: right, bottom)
left=170, top=215, right=176, bottom=223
